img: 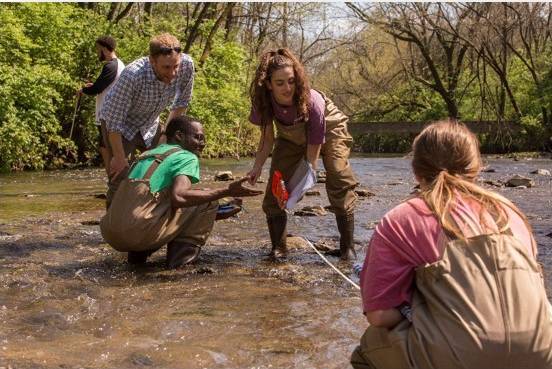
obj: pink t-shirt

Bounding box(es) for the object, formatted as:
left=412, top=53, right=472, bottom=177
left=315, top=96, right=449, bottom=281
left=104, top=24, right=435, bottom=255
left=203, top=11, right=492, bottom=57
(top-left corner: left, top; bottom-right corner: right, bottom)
left=360, top=196, right=534, bottom=313
left=249, top=89, right=326, bottom=145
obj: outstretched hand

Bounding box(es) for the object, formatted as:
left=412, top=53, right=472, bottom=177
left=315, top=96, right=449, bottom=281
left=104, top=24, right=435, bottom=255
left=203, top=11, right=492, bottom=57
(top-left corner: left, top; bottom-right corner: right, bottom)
left=227, top=177, right=263, bottom=198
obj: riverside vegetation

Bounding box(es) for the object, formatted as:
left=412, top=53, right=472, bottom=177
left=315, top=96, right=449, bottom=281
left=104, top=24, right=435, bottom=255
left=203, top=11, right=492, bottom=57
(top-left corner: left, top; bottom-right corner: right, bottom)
left=1, top=3, right=551, bottom=172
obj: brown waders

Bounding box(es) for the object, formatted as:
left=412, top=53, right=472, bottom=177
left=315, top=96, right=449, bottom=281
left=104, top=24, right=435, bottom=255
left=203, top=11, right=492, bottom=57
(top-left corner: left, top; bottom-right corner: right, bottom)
left=101, top=120, right=162, bottom=209
left=100, top=148, right=218, bottom=268
left=263, top=91, right=359, bottom=260
left=351, top=228, right=552, bottom=369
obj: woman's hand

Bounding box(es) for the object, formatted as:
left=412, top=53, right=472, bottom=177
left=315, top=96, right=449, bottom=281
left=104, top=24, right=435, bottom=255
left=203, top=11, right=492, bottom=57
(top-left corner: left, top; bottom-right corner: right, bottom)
left=247, top=165, right=262, bottom=186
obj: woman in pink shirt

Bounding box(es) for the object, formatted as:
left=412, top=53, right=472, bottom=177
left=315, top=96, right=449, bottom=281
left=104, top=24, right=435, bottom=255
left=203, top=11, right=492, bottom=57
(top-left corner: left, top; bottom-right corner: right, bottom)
left=247, top=49, right=359, bottom=260
left=352, top=120, right=552, bottom=369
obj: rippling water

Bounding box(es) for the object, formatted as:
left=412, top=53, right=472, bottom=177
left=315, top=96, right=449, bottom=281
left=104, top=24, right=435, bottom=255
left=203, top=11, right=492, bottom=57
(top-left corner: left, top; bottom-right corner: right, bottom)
left=0, top=155, right=551, bottom=368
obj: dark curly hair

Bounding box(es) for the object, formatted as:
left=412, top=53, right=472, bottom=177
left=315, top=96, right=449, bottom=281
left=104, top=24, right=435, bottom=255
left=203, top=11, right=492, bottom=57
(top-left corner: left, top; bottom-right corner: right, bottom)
left=95, top=36, right=116, bottom=52
left=166, top=115, right=201, bottom=140
left=249, top=48, right=311, bottom=127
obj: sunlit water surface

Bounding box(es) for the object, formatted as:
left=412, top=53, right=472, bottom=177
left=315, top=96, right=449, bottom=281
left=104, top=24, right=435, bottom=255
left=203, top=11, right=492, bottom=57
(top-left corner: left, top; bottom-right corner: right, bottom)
left=0, top=155, right=551, bottom=368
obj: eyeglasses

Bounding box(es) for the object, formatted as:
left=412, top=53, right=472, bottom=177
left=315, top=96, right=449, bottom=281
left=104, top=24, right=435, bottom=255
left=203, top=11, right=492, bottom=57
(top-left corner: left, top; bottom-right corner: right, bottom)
left=159, top=46, right=181, bottom=55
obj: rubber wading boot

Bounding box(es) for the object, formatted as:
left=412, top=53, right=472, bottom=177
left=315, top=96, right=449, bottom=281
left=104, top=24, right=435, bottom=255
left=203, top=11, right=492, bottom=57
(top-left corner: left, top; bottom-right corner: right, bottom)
left=267, top=215, right=288, bottom=259
left=127, top=249, right=156, bottom=265
left=166, top=241, right=201, bottom=269
left=335, top=213, right=357, bottom=261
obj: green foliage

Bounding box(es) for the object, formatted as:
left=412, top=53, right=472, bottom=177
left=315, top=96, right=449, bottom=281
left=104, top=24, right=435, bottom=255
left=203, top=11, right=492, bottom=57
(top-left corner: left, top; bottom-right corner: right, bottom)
left=0, top=3, right=109, bottom=171
left=0, top=3, right=258, bottom=171
left=355, top=133, right=414, bottom=154
left=188, top=40, right=258, bottom=158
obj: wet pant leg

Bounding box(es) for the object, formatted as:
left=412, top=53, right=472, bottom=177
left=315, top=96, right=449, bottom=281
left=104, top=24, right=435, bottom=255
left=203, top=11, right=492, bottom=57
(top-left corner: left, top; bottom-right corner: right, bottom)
left=171, top=201, right=218, bottom=247
left=351, top=324, right=410, bottom=369
left=320, top=126, right=358, bottom=216
left=262, top=138, right=305, bottom=217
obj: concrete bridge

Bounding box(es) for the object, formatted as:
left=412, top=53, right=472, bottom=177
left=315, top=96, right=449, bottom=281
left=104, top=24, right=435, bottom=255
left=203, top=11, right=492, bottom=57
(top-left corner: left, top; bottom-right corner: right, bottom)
left=348, top=121, right=520, bottom=135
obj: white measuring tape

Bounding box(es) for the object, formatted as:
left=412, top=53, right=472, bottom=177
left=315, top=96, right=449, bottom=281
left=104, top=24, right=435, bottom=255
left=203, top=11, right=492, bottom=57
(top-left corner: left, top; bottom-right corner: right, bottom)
left=302, top=238, right=361, bottom=290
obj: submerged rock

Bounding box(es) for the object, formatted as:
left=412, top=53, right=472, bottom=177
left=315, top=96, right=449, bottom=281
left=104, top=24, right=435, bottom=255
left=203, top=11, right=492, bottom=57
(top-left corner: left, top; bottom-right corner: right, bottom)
left=483, top=179, right=504, bottom=187
left=311, top=239, right=335, bottom=252
left=506, top=175, right=534, bottom=188
left=530, top=169, right=551, bottom=176
left=364, top=221, right=379, bottom=230
left=316, top=170, right=326, bottom=183
left=130, top=353, right=153, bottom=366
left=294, top=205, right=327, bottom=217
left=482, top=167, right=496, bottom=173
left=214, top=171, right=234, bottom=181
left=81, top=220, right=100, bottom=226
left=286, top=236, right=311, bottom=250
left=355, top=189, right=375, bottom=197
left=305, top=190, right=321, bottom=196
left=196, top=266, right=216, bottom=274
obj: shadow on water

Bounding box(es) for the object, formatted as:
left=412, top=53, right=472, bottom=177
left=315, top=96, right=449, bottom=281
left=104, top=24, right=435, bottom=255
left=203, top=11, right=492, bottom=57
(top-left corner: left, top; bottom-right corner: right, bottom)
left=0, top=155, right=551, bottom=368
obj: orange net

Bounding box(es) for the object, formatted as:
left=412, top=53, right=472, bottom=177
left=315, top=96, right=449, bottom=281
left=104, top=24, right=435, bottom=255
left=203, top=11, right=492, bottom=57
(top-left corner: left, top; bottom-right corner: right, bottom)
left=271, top=170, right=289, bottom=209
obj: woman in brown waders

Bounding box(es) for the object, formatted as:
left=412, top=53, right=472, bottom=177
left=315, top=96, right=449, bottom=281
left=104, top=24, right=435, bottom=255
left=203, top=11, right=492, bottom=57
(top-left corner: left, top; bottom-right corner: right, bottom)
left=351, top=120, right=552, bottom=369
left=247, top=48, right=359, bottom=260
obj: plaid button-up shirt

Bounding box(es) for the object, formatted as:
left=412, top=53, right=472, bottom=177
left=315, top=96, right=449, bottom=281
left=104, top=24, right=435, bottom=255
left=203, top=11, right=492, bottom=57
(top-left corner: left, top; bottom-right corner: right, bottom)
left=99, top=54, right=194, bottom=147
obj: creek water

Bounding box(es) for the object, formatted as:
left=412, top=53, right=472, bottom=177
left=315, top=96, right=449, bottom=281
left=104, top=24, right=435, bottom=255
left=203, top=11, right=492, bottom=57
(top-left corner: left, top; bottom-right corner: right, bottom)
left=0, top=155, right=551, bottom=369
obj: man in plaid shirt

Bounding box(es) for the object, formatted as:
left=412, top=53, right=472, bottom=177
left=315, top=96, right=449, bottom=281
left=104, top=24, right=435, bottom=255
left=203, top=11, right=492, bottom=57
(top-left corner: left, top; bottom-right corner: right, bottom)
left=100, top=33, right=194, bottom=208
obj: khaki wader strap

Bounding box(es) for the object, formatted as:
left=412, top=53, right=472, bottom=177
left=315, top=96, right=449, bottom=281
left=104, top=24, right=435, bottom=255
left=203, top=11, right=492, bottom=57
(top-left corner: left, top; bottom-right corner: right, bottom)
left=274, top=110, right=309, bottom=162
left=139, top=147, right=183, bottom=180
left=444, top=207, right=515, bottom=240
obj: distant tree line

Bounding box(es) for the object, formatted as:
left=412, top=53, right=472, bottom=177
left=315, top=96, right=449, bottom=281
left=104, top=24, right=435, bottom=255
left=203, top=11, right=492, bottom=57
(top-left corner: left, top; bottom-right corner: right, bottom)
left=0, top=2, right=550, bottom=171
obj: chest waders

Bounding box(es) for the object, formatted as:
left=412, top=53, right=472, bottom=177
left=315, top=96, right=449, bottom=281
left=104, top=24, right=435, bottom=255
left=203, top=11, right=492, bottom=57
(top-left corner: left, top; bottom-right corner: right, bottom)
left=351, top=229, right=552, bottom=369
left=101, top=120, right=163, bottom=210
left=100, top=147, right=218, bottom=267
left=263, top=91, right=359, bottom=260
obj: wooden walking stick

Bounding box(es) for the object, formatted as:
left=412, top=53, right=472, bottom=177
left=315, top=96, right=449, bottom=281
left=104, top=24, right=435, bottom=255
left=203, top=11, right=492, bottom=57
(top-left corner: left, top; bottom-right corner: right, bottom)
left=69, top=94, right=81, bottom=140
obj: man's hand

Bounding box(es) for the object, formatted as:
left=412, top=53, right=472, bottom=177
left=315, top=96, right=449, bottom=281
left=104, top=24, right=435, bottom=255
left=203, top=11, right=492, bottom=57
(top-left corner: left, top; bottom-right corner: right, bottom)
left=77, top=83, right=93, bottom=96
left=227, top=177, right=263, bottom=198
left=109, top=155, right=129, bottom=180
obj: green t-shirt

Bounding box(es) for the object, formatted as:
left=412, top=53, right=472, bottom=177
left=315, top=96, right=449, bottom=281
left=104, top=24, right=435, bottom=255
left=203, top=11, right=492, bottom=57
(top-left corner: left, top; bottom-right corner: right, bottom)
left=128, top=143, right=200, bottom=193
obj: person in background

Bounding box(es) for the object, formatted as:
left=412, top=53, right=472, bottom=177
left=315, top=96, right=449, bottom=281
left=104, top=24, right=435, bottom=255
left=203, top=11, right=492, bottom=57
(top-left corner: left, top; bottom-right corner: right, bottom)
left=247, top=48, right=359, bottom=261
left=351, top=120, right=552, bottom=369
left=100, top=115, right=263, bottom=268
left=99, top=33, right=194, bottom=208
left=78, top=35, right=125, bottom=173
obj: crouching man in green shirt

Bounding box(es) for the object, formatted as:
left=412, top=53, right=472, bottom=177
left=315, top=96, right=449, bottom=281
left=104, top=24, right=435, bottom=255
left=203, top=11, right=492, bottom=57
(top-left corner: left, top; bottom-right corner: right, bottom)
left=100, top=115, right=263, bottom=268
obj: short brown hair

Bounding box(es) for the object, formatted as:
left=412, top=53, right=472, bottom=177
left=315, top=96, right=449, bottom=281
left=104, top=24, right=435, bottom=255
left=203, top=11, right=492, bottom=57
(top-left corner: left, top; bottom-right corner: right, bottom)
left=96, top=36, right=116, bottom=52
left=149, top=33, right=181, bottom=57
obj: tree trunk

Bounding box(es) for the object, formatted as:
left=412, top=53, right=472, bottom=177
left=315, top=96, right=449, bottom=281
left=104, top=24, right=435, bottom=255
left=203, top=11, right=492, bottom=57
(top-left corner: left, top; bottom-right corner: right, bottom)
left=115, top=2, right=134, bottom=23
left=224, top=2, right=237, bottom=40
left=199, top=3, right=235, bottom=66
left=184, top=3, right=213, bottom=53
left=107, top=2, right=119, bottom=21
left=282, top=3, right=288, bottom=47
left=144, top=2, right=153, bottom=19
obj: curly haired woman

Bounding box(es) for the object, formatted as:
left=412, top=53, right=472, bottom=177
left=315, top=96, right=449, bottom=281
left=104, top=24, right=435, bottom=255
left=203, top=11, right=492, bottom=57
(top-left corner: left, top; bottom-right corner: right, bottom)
left=247, top=48, right=359, bottom=260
